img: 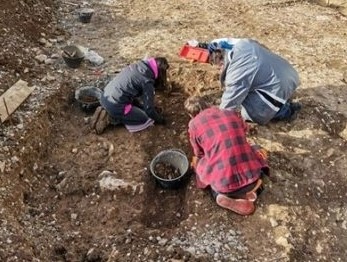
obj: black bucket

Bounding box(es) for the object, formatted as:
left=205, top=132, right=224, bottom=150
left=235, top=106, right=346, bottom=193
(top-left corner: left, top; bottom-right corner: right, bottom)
left=75, top=86, right=102, bottom=112
left=62, top=45, right=84, bottom=69
left=150, top=149, right=190, bottom=189
left=78, top=8, right=94, bottom=23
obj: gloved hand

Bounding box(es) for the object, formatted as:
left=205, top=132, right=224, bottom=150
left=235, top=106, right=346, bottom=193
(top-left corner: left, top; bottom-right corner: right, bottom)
left=208, top=41, right=233, bottom=53
left=154, top=106, right=163, bottom=114
left=147, top=108, right=166, bottom=125
left=208, top=42, right=219, bottom=53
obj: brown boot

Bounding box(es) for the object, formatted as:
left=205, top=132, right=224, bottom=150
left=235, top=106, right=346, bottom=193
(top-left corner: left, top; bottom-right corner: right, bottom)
left=95, top=109, right=110, bottom=134
left=90, top=106, right=103, bottom=130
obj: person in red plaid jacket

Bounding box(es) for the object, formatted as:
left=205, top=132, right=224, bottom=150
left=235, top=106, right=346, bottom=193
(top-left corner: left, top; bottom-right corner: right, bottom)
left=184, top=96, right=269, bottom=215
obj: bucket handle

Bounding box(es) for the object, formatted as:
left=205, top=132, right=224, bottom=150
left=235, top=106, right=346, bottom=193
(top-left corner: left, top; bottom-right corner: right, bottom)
left=169, top=148, right=186, bottom=156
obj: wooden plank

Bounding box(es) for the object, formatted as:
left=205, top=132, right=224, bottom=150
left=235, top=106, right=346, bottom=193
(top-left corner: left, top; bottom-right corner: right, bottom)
left=0, top=79, right=36, bottom=123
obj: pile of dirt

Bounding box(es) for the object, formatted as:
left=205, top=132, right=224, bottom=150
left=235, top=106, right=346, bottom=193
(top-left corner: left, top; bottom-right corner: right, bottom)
left=154, top=162, right=181, bottom=180
left=0, top=0, right=60, bottom=90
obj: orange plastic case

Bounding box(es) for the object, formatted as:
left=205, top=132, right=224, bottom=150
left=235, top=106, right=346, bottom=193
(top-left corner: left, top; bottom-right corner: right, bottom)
left=179, top=44, right=209, bottom=63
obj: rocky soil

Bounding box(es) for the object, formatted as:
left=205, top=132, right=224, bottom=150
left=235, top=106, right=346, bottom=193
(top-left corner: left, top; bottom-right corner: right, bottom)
left=0, top=0, right=347, bottom=261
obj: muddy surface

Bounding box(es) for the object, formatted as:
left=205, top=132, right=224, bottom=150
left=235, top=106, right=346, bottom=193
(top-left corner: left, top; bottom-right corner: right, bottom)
left=0, top=0, right=347, bottom=261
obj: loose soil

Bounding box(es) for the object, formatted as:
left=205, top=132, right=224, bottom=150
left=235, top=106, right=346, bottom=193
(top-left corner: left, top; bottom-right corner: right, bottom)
left=154, top=162, right=181, bottom=180
left=1, top=0, right=347, bottom=262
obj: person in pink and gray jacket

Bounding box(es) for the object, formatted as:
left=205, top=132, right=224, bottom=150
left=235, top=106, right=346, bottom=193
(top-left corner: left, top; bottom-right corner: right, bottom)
left=91, top=57, right=169, bottom=134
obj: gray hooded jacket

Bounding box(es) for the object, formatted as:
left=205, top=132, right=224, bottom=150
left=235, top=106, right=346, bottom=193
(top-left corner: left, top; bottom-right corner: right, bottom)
left=219, top=39, right=300, bottom=125
left=101, top=60, right=162, bottom=122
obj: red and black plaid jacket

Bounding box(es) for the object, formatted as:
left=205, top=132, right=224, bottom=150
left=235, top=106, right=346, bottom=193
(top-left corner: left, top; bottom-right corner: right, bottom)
left=188, top=107, right=268, bottom=193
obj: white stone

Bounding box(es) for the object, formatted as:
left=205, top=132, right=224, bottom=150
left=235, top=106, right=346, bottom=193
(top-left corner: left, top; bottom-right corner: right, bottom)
left=270, top=218, right=279, bottom=227
left=35, top=54, right=48, bottom=63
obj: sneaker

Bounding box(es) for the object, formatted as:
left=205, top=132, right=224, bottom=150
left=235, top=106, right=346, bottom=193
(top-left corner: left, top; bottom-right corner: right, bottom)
left=216, top=194, right=255, bottom=215
left=95, top=109, right=110, bottom=134
left=90, top=106, right=103, bottom=130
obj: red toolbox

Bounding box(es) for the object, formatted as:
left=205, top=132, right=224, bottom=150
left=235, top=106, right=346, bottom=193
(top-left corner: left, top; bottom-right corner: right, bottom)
left=179, top=44, right=209, bottom=63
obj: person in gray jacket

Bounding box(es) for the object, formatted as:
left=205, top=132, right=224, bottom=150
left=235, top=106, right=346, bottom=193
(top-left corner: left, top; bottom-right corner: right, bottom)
left=209, top=38, right=301, bottom=125
left=91, top=57, right=169, bottom=134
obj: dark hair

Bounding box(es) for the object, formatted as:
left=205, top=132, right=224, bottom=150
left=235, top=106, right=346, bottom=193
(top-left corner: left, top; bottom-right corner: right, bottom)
left=155, top=57, right=169, bottom=71
left=154, top=57, right=169, bottom=91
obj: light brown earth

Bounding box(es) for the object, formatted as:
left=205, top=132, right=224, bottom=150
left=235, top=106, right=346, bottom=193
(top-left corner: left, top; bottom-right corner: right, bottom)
left=1, top=0, right=347, bottom=261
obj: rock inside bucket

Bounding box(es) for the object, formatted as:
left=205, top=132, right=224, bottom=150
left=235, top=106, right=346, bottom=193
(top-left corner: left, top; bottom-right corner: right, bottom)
left=154, top=162, right=181, bottom=180
left=62, top=45, right=85, bottom=68
left=79, top=8, right=94, bottom=23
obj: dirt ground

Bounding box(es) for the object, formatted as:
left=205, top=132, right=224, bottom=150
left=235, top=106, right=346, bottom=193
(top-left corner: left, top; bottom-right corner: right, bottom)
left=1, top=0, right=347, bottom=261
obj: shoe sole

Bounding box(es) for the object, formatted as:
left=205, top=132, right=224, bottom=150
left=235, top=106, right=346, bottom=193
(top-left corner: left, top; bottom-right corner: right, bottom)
left=216, top=194, right=255, bottom=215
